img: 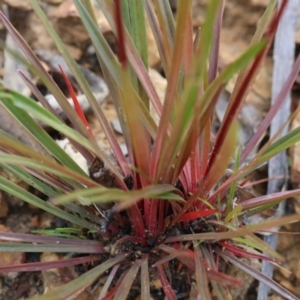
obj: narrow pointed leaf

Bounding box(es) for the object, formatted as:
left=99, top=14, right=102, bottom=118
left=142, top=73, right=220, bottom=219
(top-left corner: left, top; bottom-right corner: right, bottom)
left=193, top=242, right=211, bottom=300
left=113, top=259, right=142, bottom=300
left=0, top=256, right=99, bottom=273
left=0, top=90, right=86, bottom=175
left=0, top=176, right=98, bottom=230
left=166, top=214, right=300, bottom=242
left=221, top=252, right=299, bottom=300
left=30, top=254, right=127, bottom=300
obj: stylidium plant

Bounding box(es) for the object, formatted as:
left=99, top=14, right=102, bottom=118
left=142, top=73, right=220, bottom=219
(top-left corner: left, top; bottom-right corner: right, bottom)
left=0, top=0, right=299, bottom=299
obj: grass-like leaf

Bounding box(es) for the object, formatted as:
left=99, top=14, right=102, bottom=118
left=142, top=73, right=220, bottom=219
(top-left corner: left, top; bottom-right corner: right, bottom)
left=0, top=163, right=60, bottom=197
left=0, top=242, right=104, bottom=254
left=232, top=235, right=283, bottom=261
left=0, top=1, right=298, bottom=298
left=97, top=0, right=163, bottom=116
left=0, top=12, right=91, bottom=140
left=0, top=152, right=95, bottom=187
left=28, top=254, right=127, bottom=300
left=0, top=231, right=101, bottom=246
left=113, top=259, right=142, bottom=300
left=193, top=242, right=211, bottom=299
left=221, top=251, right=299, bottom=300
left=230, top=0, right=276, bottom=107
left=52, top=184, right=183, bottom=206
left=240, top=188, right=300, bottom=211
left=241, top=51, right=300, bottom=162
left=0, top=89, right=86, bottom=174
left=0, top=256, right=99, bottom=273
left=0, top=175, right=98, bottom=230
left=157, top=264, right=177, bottom=300
left=140, top=255, right=151, bottom=300
left=29, top=0, right=129, bottom=176
left=0, top=91, right=93, bottom=150
left=166, top=214, right=300, bottom=242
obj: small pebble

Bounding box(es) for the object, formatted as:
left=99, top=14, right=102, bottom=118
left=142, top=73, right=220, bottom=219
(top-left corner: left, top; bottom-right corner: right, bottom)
left=111, top=119, right=123, bottom=135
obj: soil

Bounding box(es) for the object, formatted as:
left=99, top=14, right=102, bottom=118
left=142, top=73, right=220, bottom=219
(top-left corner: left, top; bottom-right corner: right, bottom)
left=0, top=0, right=300, bottom=299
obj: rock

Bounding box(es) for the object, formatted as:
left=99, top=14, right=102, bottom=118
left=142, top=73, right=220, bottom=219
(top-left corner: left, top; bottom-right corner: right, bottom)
left=224, top=52, right=273, bottom=115
left=0, top=192, right=9, bottom=218
left=0, top=225, right=25, bottom=279
left=92, top=4, right=160, bottom=68
left=290, top=109, right=300, bottom=189
left=226, top=257, right=261, bottom=300
left=41, top=252, right=90, bottom=299
left=111, top=119, right=123, bottom=135
left=247, top=57, right=273, bottom=112
left=57, top=0, right=79, bottom=18
left=278, top=264, right=293, bottom=279
left=0, top=167, right=30, bottom=207
left=41, top=252, right=65, bottom=293
left=65, top=44, right=82, bottom=61
left=250, top=0, right=269, bottom=6
left=296, top=5, right=300, bottom=44
left=148, top=68, right=167, bottom=124
left=295, top=260, right=300, bottom=282
left=3, top=0, right=31, bottom=10
left=55, top=0, right=90, bottom=48
left=267, top=296, right=285, bottom=300
left=56, top=138, right=89, bottom=174
left=193, top=0, right=273, bottom=116
left=3, top=33, right=32, bottom=97
left=88, top=100, right=124, bottom=152
left=280, top=279, right=300, bottom=297
left=11, top=9, right=56, bottom=51
left=43, top=0, right=63, bottom=4
left=216, top=90, right=263, bottom=150
left=145, top=16, right=160, bottom=68
left=0, top=251, right=25, bottom=279
left=169, top=0, right=177, bottom=11
left=120, top=143, right=128, bottom=156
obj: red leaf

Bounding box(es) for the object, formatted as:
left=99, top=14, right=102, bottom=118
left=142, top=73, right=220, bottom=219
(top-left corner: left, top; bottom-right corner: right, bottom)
left=220, top=242, right=280, bottom=263
left=58, top=65, right=94, bottom=138
left=177, top=209, right=217, bottom=222
left=114, top=0, right=127, bottom=67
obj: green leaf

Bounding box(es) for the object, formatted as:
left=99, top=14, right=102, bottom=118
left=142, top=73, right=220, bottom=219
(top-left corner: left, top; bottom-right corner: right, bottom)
left=0, top=163, right=60, bottom=197
left=259, top=126, right=300, bottom=162
left=29, top=0, right=126, bottom=179
left=0, top=132, right=97, bottom=188
left=114, top=259, right=142, bottom=300
left=230, top=0, right=276, bottom=100
left=27, top=254, right=126, bottom=300
left=95, top=0, right=163, bottom=121
left=0, top=242, right=102, bottom=253
left=0, top=175, right=98, bottom=230
left=226, top=147, right=241, bottom=216
left=158, top=40, right=265, bottom=182
left=0, top=153, right=95, bottom=187
left=0, top=12, right=91, bottom=140
left=52, top=184, right=184, bottom=206
left=0, top=91, right=95, bottom=152
left=203, top=121, right=238, bottom=192
left=166, top=214, right=300, bottom=242
left=193, top=242, right=211, bottom=300
left=0, top=90, right=86, bottom=175
left=232, top=235, right=283, bottom=261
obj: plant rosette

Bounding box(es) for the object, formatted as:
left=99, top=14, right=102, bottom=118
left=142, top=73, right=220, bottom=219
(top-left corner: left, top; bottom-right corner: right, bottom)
left=0, top=0, right=299, bottom=299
